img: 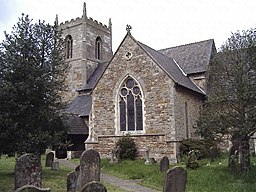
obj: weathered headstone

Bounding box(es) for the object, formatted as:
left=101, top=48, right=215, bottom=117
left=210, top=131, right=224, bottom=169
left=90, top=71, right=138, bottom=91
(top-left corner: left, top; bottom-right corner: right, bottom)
left=67, top=170, right=80, bottom=192
left=51, top=161, right=59, bottom=171
left=45, top=152, right=54, bottom=167
left=15, top=153, right=42, bottom=190
left=109, top=151, right=114, bottom=164
left=163, top=166, right=187, bottom=192
left=145, top=148, right=151, bottom=164
left=15, top=185, right=50, bottom=192
left=209, top=146, right=218, bottom=162
left=160, top=156, right=170, bottom=172
left=81, top=181, right=107, bottom=192
left=80, top=149, right=101, bottom=189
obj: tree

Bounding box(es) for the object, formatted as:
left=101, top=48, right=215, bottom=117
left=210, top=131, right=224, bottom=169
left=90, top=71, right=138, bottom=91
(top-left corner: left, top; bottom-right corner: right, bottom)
left=0, top=14, right=69, bottom=156
left=196, top=28, right=256, bottom=173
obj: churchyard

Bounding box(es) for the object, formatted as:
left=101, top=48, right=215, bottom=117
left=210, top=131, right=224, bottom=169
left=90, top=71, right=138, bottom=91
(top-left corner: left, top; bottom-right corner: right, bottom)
left=1, top=151, right=256, bottom=191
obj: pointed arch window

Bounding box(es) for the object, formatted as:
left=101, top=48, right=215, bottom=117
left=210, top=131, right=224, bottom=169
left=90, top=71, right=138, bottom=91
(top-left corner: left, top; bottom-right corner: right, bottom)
left=66, top=35, right=73, bottom=59
left=95, top=37, right=102, bottom=60
left=119, top=76, right=143, bottom=132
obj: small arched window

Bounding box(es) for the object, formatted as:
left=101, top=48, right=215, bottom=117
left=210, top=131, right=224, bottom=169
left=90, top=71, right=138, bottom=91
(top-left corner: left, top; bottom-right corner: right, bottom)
left=65, top=35, right=73, bottom=59
left=95, top=37, right=102, bottom=60
left=118, top=76, right=143, bottom=132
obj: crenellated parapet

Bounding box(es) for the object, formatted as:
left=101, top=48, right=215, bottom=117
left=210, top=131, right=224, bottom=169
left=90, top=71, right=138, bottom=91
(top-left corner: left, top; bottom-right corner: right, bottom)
left=59, top=16, right=111, bottom=32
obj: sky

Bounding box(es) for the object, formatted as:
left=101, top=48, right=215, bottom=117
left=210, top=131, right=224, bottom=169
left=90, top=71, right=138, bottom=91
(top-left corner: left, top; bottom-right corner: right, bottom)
left=0, top=0, right=256, bottom=52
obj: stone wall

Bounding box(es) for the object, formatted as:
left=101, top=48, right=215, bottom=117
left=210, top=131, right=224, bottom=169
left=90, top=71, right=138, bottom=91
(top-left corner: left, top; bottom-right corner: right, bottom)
left=89, top=35, right=177, bottom=160
left=89, top=134, right=175, bottom=162
left=59, top=16, right=112, bottom=102
left=174, top=86, right=204, bottom=141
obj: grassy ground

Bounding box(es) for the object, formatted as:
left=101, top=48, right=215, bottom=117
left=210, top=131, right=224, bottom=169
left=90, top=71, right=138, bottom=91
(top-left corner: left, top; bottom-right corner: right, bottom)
left=1, top=155, right=256, bottom=191
left=100, top=156, right=256, bottom=192
left=0, top=155, right=127, bottom=192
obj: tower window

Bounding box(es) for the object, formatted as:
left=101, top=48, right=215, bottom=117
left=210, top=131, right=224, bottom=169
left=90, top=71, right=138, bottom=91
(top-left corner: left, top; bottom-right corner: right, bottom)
left=118, top=76, right=143, bottom=132
left=95, top=37, right=102, bottom=60
left=65, top=35, right=73, bottom=59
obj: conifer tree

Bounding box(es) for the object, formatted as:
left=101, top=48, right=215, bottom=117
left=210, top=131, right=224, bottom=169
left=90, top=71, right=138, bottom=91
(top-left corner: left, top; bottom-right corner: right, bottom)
left=0, top=14, right=69, bottom=156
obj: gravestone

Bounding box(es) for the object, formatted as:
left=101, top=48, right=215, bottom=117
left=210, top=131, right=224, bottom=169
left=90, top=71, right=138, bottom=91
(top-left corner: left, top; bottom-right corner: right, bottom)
left=15, top=153, right=42, bottom=190
left=209, top=146, right=218, bottom=162
left=15, top=185, right=50, bottom=192
left=45, top=152, right=54, bottom=167
left=160, top=156, right=170, bottom=172
left=81, top=181, right=107, bottom=192
left=163, top=166, right=187, bottom=192
left=80, top=149, right=101, bottom=189
left=67, top=170, right=80, bottom=192
left=145, top=148, right=151, bottom=164
left=51, top=161, right=59, bottom=171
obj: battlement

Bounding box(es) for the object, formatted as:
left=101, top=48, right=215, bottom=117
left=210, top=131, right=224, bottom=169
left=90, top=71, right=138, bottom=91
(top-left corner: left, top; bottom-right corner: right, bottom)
left=59, top=15, right=110, bottom=31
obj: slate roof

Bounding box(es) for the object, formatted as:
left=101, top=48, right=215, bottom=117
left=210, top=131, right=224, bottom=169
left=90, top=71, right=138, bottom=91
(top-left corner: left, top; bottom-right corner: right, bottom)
left=159, top=39, right=215, bottom=74
left=137, top=41, right=205, bottom=95
left=65, top=94, right=92, bottom=117
left=65, top=115, right=89, bottom=135
left=79, top=61, right=109, bottom=91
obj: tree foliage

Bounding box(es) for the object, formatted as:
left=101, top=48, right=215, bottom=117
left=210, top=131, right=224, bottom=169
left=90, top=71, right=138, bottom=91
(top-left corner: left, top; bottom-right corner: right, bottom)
left=0, top=14, right=69, bottom=156
left=196, top=28, right=256, bottom=172
left=197, top=28, right=256, bottom=140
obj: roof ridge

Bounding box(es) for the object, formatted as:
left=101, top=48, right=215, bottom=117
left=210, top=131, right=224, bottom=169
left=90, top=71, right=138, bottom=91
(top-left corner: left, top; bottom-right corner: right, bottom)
left=159, top=39, right=214, bottom=51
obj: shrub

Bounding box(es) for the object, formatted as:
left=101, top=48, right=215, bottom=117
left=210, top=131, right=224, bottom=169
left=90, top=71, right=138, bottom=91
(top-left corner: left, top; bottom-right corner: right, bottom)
left=116, top=135, right=137, bottom=160
left=179, top=138, right=218, bottom=159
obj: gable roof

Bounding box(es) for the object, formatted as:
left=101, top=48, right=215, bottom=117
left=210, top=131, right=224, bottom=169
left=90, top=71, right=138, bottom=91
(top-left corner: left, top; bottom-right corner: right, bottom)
left=65, top=33, right=207, bottom=119
left=159, top=39, right=215, bottom=74
left=137, top=40, right=205, bottom=95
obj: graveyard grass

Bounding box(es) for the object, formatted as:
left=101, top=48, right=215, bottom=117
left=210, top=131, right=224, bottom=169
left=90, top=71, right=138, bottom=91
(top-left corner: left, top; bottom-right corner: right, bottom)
left=1, top=155, right=256, bottom=191
left=0, top=155, right=128, bottom=192
left=100, top=155, right=256, bottom=192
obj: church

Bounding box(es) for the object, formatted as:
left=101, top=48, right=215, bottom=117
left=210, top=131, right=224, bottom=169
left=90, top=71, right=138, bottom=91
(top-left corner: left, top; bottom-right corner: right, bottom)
left=61, top=3, right=216, bottom=162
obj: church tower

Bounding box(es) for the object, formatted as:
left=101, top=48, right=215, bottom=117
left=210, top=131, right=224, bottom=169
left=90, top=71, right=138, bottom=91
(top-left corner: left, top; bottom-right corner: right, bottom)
left=59, top=3, right=113, bottom=101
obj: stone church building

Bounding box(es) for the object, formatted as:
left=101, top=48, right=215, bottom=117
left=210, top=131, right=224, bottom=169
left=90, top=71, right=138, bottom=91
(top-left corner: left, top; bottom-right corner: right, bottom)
left=61, top=3, right=216, bottom=162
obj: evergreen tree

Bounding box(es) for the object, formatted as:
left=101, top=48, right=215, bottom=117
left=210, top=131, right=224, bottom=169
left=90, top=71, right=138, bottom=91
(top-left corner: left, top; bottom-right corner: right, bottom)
left=0, top=14, right=69, bottom=156
left=196, top=28, right=256, bottom=173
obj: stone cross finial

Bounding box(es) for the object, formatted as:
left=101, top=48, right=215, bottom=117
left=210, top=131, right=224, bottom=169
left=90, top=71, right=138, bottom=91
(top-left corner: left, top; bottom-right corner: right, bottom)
left=126, top=24, right=132, bottom=34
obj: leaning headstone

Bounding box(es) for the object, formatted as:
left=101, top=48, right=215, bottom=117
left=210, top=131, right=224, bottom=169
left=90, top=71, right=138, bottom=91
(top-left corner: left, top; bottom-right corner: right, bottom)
left=163, top=166, right=187, bottom=192
left=15, top=153, right=42, bottom=190
left=15, top=185, right=50, bottom=192
left=45, top=152, right=54, bottom=167
left=81, top=181, right=107, bottom=192
left=80, top=149, right=101, bottom=189
left=160, top=156, right=170, bottom=172
left=67, top=170, right=80, bottom=192
left=209, top=146, right=218, bottom=162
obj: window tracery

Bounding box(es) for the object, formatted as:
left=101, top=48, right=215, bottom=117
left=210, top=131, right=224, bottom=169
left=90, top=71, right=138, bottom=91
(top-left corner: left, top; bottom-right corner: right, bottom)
left=119, top=76, right=143, bottom=132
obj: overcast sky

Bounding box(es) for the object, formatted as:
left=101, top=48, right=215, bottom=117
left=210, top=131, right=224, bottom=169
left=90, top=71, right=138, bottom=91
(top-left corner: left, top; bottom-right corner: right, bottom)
left=0, top=0, right=256, bottom=51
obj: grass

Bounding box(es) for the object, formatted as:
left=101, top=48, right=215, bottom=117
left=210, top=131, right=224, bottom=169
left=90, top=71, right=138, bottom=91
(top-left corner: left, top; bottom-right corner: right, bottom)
left=0, top=155, right=128, bottom=192
left=2, top=155, right=256, bottom=191
left=100, top=156, right=256, bottom=192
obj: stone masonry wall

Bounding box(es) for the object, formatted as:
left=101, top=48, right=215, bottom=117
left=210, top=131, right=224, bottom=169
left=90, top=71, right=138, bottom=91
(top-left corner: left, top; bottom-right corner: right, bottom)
left=174, top=86, right=204, bottom=141
left=91, top=135, right=175, bottom=162
left=89, top=35, right=177, bottom=160
left=59, top=16, right=112, bottom=102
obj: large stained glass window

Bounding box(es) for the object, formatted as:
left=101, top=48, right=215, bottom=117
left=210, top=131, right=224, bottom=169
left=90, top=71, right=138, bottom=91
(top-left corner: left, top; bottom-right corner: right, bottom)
left=119, top=76, right=143, bottom=131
